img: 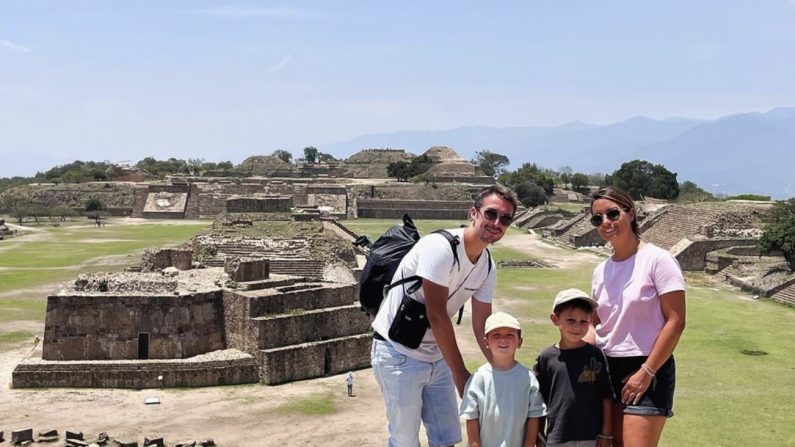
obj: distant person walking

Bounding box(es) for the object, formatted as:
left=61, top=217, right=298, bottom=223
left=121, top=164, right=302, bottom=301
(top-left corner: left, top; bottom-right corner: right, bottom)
left=587, top=186, right=686, bottom=447
left=371, top=184, right=518, bottom=447
left=346, top=371, right=354, bottom=397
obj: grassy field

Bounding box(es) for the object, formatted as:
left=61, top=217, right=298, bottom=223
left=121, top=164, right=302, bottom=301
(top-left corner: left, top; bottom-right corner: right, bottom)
left=1, top=216, right=794, bottom=445
left=0, top=218, right=209, bottom=347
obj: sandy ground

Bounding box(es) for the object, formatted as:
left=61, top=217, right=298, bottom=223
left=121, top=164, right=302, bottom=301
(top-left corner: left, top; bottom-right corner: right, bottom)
left=0, top=228, right=603, bottom=446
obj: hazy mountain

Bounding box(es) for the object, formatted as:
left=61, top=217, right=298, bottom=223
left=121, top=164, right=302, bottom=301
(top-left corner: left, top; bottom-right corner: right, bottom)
left=322, top=107, right=794, bottom=199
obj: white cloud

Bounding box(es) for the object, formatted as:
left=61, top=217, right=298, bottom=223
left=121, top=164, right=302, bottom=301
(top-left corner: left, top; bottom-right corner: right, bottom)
left=1, top=39, right=31, bottom=54
left=192, top=6, right=315, bottom=20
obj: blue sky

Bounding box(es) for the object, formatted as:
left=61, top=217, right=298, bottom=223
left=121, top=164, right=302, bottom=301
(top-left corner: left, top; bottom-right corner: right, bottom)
left=1, top=1, right=794, bottom=177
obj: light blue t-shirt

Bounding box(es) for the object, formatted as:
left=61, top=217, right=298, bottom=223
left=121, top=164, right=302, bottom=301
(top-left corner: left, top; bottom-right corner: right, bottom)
left=460, top=362, right=547, bottom=447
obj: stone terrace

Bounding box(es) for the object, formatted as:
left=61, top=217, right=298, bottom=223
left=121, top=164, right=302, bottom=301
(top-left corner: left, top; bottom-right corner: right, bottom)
left=13, top=262, right=372, bottom=388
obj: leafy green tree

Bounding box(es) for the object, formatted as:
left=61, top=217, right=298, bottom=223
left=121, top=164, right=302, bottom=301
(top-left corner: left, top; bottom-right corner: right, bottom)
left=303, top=146, right=319, bottom=163
left=473, top=150, right=510, bottom=178
left=386, top=161, right=412, bottom=182
left=678, top=181, right=715, bottom=203
left=272, top=150, right=293, bottom=164
left=515, top=182, right=548, bottom=207
left=498, top=163, right=554, bottom=195
left=570, top=173, right=590, bottom=193
left=85, top=198, right=105, bottom=212
left=759, top=199, right=795, bottom=270
left=186, top=158, right=204, bottom=175
left=317, top=152, right=337, bottom=163
left=608, top=160, right=679, bottom=200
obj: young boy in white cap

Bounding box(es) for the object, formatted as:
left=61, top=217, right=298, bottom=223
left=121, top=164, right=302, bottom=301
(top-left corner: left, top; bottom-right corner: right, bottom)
left=460, top=311, right=547, bottom=447
left=534, top=289, right=614, bottom=447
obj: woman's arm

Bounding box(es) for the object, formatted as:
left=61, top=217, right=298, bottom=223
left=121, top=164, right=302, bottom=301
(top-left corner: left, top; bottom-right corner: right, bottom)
left=622, top=290, right=686, bottom=405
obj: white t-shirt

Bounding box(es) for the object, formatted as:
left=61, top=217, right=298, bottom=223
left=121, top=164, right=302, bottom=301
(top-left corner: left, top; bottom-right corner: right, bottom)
left=371, top=228, right=496, bottom=362
left=460, top=362, right=547, bottom=447
left=592, top=243, right=686, bottom=357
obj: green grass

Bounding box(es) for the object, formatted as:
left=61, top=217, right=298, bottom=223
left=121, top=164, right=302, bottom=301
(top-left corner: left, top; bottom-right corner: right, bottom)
left=276, top=393, right=337, bottom=416
left=0, top=330, right=35, bottom=345
left=0, top=220, right=210, bottom=350
left=0, top=222, right=208, bottom=294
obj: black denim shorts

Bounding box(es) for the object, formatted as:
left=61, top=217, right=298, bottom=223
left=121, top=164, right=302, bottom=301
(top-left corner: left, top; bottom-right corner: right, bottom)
left=607, top=355, right=676, bottom=418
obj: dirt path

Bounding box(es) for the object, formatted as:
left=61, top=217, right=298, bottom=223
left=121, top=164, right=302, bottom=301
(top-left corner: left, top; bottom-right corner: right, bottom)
left=0, top=231, right=595, bottom=446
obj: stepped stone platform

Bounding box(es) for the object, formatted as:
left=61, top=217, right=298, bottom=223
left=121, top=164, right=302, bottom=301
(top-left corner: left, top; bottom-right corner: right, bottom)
left=13, top=247, right=372, bottom=388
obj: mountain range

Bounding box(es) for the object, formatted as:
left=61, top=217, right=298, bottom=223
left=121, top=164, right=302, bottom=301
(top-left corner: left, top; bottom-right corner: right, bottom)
left=323, top=107, right=795, bottom=199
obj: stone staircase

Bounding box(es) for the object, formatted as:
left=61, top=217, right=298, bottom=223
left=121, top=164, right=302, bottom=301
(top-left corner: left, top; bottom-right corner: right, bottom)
left=227, top=279, right=372, bottom=384
left=640, top=206, right=724, bottom=250
left=772, top=282, right=795, bottom=307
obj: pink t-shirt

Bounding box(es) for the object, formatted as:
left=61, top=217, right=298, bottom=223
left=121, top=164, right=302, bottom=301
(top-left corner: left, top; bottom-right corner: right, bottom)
left=592, top=243, right=685, bottom=357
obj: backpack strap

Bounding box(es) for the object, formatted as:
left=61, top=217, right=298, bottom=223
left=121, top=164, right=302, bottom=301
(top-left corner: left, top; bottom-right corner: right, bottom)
left=431, top=229, right=460, bottom=271
left=455, top=247, right=492, bottom=325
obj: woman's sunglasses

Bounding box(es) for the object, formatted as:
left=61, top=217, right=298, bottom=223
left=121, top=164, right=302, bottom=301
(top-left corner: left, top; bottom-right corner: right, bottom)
left=479, top=208, right=513, bottom=226
left=589, top=207, right=625, bottom=227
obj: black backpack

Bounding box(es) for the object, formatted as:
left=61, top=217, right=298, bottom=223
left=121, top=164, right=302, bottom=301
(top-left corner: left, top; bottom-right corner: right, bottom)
left=358, top=214, right=490, bottom=324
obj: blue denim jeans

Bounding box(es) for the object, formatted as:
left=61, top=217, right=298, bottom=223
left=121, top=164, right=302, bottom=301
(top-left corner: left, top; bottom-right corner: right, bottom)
left=371, top=339, right=461, bottom=447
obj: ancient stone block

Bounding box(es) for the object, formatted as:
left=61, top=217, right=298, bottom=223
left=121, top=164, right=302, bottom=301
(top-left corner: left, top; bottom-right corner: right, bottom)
left=65, top=439, right=89, bottom=447
left=143, top=435, right=164, bottom=447
left=225, top=257, right=269, bottom=282
left=37, top=429, right=59, bottom=442
left=96, top=432, right=110, bottom=444
left=175, top=442, right=196, bottom=447
left=140, top=248, right=193, bottom=272
left=66, top=430, right=84, bottom=440
left=11, top=428, right=33, bottom=444
left=115, top=439, right=139, bottom=447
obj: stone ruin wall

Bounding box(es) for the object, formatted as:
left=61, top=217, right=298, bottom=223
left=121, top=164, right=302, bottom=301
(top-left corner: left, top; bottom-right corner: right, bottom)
left=225, top=196, right=293, bottom=213
left=13, top=353, right=259, bottom=388
left=0, top=183, right=136, bottom=215
left=42, top=291, right=226, bottom=361
left=356, top=199, right=471, bottom=219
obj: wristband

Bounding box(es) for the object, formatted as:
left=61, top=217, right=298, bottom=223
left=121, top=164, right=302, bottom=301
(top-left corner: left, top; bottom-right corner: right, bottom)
left=640, top=363, right=656, bottom=377
left=597, top=434, right=613, bottom=440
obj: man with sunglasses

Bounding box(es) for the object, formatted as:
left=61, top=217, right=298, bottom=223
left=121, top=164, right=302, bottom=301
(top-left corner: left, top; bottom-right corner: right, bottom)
left=371, top=184, right=519, bottom=447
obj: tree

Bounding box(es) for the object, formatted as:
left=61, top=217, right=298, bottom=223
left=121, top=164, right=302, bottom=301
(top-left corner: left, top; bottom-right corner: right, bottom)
left=317, top=152, right=337, bottom=163
left=386, top=161, right=412, bottom=182
left=515, top=182, right=548, bottom=207
left=570, top=173, right=590, bottom=193
left=473, top=150, right=510, bottom=178
left=186, top=158, right=204, bottom=176
left=11, top=204, right=29, bottom=225
left=28, top=204, right=50, bottom=224
left=85, top=198, right=105, bottom=212
left=303, top=146, right=319, bottom=163
left=678, top=181, right=715, bottom=203
left=51, top=205, right=79, bottom=222
left=272, top=150, right=293, bottom=164
left=498, top=163, right=555, bottom=196
left=608, top=160, right=679, bottom=200
left=759, top=199, right=795, bottom=270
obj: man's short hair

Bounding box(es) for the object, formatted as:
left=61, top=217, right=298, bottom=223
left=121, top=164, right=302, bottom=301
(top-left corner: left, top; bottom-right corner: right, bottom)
left=473, top=184, right=519, bottom=215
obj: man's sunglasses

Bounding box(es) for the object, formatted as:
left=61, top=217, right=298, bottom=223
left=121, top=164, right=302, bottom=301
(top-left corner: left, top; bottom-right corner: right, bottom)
left=479, top=208, right=513, bottom=226
left=589, top=207, right=625, bottom=227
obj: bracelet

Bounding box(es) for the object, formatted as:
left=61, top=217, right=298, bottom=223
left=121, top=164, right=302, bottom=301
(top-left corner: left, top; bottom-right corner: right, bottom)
left=597, top=434, right=613, bottom=440
left=640, top=363, right=656, bottom=377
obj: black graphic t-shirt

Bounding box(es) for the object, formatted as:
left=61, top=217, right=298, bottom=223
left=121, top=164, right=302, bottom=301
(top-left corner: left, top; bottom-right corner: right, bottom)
left=534, top=344, right=615, bottom=443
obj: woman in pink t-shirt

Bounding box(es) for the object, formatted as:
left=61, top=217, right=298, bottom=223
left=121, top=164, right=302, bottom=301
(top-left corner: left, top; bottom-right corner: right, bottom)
left=587, top=186, right=686, bottom=447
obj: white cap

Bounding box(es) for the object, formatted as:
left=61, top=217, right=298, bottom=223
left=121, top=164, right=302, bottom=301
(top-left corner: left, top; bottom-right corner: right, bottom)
left=484, top=312, right=521, bottom=334
left=552, top=288, right=598, bottom=313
